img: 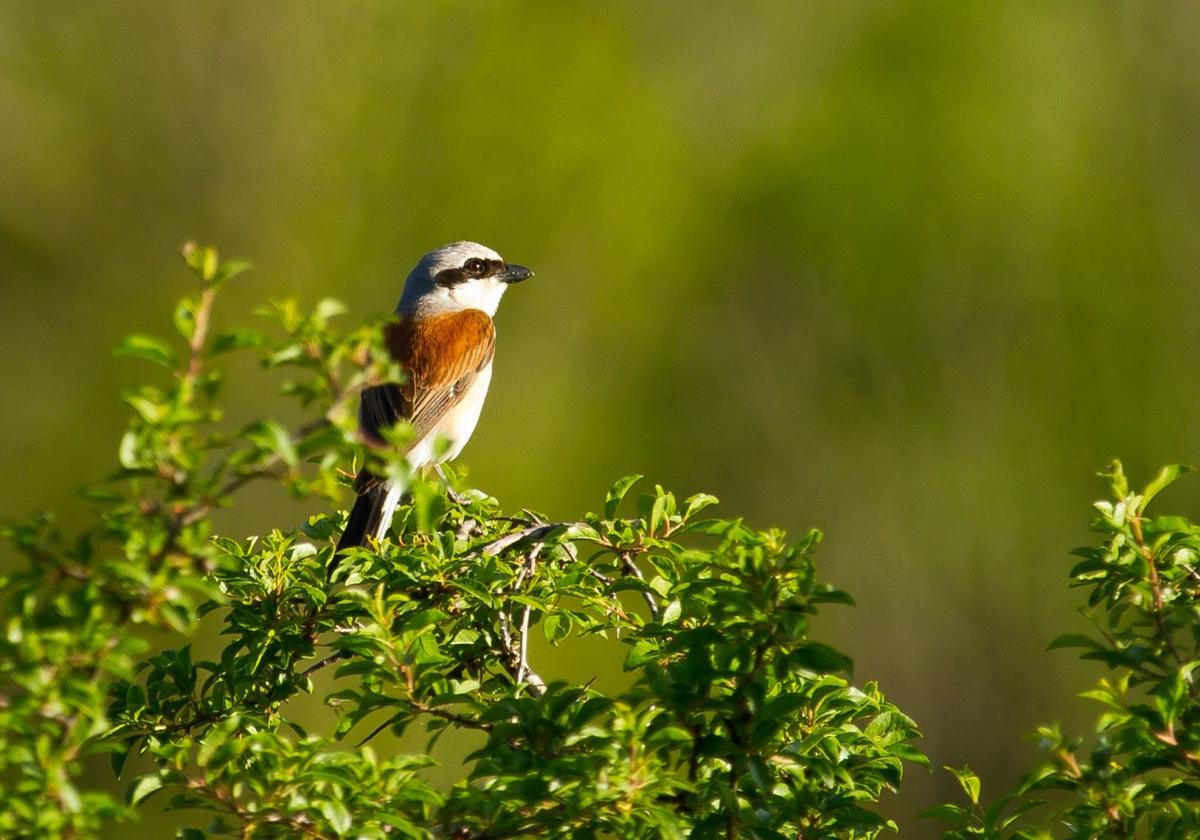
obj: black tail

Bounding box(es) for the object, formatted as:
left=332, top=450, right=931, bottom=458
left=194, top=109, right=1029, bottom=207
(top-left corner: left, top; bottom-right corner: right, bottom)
left=329, top=483, right=390, bottom=580
left=336, top=485, right=388, bottom=554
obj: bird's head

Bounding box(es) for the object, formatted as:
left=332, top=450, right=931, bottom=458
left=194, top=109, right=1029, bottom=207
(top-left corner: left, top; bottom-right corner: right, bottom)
left=397, top=241, right=533, bottom=317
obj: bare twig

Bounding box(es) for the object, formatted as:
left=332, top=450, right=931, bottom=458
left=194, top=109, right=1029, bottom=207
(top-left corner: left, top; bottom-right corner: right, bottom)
left=516, top=544, right=543, bottom=687
left=454, top=518, right=479, bottom=541
left=434, top=464, right=477, bottom=506
left=302, top=650, right=350, bottom=678
left=621, top=551, right=660, bottom=621
left=497, top=604, right=514, bottom=656
left=184, top=284, right=217, bottom=382
left=516, top=607, right=533, bottom=686
left=1131, top=513, right=1184, bottom=665
left=476, top=523, right=563, bottom=558
left=490, top=541, right=548, bottom=697
left=587, top=568, right=613, bottom=585
left=355, top=699, right=492, bottom=747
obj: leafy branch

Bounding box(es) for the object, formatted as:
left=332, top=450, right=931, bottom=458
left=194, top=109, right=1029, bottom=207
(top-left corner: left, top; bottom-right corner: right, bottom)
left=927, top=462, right=1200, bottom=838
left=2, top=244, right=927, bottom=839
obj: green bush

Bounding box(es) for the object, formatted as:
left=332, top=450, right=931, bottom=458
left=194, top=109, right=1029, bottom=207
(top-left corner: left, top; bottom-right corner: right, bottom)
left=0, top=246, right=925, bottom=838
left=5, top=245, right=1200, bottom=838
left=927, top=462, right=1200, bottom=838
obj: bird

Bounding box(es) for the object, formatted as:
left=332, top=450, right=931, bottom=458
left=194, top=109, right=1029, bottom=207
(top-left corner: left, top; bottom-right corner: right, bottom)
left=335, top=241, right=533, bottom=553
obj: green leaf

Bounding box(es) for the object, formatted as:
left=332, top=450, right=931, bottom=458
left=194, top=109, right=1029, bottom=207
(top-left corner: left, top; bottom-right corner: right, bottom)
left=1139, top=464, right=1192, bottom=512
left=1046, top=633, right=1101, bottom=651
left=118, top=431, right=142, bottom=469
left=660, top=600, right=682, bottom=624
left=997, top=798, right=1050, bottom=829
left=649, top=492, right=669, bottom=534
left=945, top=764, right=981, bottom=806
left=209, top=329, right=265, bottom=355
left=917, top=803, right=970, bottom=822
left=624, top=638, right=660, bottom=669
left=213, top=258, right=253, bottom=287
left=890, top=742, right=932, bottom=768
left=789, top=642, right=853, bottom=674
left=865, top=710, right=920, bottom=744
left=319, top=798, right=352, bottom=834
left=114, top=334, right=177, bottom=368
left=604, top=474, right=643, bottom=520
left=181, top=241, right=218, bottom=281
left=109, top=736, right=138, bottom=779
left=682, top=492, right=719, bottom=519
left=314, top=297, right=348, bottom=323
left=174, top=295, right=200, bottom=342
left=542, top=613, right=568, bottom=644
left=1100, top=459, right=1129, bottom=498
left=243, top=420, right=298, bottom=468
left=810, top=585, right=856, bottom=606
left=127, top=773, right=165, bottom=806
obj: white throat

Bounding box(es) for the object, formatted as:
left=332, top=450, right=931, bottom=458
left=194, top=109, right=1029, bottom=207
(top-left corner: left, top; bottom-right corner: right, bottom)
left=408, top=278, right=507, bottom=318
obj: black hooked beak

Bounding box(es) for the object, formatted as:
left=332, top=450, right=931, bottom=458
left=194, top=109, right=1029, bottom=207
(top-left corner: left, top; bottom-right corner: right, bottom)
left=498, top=263, right=534, bottom=284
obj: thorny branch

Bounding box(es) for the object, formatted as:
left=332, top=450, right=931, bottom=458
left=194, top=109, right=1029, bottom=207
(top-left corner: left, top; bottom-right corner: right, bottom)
left=497, top=539, right=548, bottom=697
left=307, top=512, right=666, bottom=714
left=620, top=551, right=660, bottom=621
left=472, top=519, right=660, bottom=620
left=517, top=543, right=544, bottom=688
left=1130, top=512, right=1185, bottom=666
left=303, top=650, right=348, bottom=678
left=355, top=697, right=493, bottom=748
left=475, top=522, right=564, bottom=558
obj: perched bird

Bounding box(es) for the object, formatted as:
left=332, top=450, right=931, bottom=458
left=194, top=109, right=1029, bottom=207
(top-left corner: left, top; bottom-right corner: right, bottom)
left=335, top=241, right=533, bottom=552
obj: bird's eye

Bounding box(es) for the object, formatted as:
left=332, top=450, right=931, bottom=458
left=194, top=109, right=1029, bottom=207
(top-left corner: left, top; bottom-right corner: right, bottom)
left=465, top=258, right=486, bottom=277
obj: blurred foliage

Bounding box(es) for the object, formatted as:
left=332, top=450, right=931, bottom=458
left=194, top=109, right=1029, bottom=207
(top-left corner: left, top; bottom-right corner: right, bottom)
left=928, top=464, right=1200, bottom=838
left=4, top=2, right=1200, bottom=832
left=1, top=250, right=927, bottom=837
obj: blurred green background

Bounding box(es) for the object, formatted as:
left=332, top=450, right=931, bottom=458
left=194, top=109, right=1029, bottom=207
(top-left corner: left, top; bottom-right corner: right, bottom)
left=4, top=2, right=1200, bottom=835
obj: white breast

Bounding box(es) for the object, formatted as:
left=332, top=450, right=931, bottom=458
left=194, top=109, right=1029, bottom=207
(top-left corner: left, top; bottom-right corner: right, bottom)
left=406, top=362, right=494, bottom=468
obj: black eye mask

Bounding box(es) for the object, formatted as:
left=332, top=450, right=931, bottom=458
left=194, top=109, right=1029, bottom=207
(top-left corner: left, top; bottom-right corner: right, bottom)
left=435, top=259, right=505, bottom=287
